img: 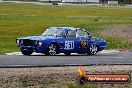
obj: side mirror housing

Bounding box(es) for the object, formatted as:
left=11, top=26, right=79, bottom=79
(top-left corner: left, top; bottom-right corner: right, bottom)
left=62, top=33, right=67, bottom=38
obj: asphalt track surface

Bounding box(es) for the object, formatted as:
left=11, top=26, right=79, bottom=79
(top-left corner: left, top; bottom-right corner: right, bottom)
left=0, top=50, right=132, bottom=67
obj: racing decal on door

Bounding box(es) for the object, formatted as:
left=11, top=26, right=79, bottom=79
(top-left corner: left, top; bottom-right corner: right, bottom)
left=80, top=41, right=88, bottom=48
left=64, top=41, right=74, bottom=50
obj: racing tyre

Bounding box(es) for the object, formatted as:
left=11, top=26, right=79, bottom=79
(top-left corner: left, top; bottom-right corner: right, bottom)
left=21, top=50, right=33, bottom=56
left=87, top=44, right=98, bottom=55
left=45, top=43, right=57, bottom=56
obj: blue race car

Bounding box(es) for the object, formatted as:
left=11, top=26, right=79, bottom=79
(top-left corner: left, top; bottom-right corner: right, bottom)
left=16, top=27, right=106, bottom=56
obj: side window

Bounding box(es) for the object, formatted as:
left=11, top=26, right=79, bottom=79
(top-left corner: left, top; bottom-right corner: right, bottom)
left=76, top=30, right=88, bottom=38
left=57, top=30, right=66, bottom=37
left=67, top=30, right=76, bottom=38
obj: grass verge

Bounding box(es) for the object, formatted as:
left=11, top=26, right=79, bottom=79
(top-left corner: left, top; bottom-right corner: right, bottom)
left=0, top=3, right=132, bottom=54
left=65, top=83, right=96, bottom=88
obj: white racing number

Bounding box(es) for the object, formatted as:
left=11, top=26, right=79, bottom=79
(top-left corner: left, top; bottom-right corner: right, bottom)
left=64, top=41, right=74, bottom=50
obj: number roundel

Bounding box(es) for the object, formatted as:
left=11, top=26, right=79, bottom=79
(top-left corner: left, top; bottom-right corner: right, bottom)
left=64, top=41, right=74, bottom=50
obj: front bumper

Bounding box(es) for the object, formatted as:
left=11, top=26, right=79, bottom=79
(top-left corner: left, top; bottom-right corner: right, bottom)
left=19, top=45, right=46, bottom=53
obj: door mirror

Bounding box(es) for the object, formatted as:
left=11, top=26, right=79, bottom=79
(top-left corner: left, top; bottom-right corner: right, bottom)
left=62, top=33, right=67, bottom=38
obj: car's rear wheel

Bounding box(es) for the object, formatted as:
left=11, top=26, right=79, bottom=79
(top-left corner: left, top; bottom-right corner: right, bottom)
left=45, top=43, right=57, bottom=56
left=21, top=50, right=33, bottom=56
left=87, top=44, right=98, bottom=55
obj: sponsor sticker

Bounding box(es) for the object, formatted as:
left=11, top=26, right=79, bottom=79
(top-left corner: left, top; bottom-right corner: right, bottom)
left=80, top=41, right=88, bottom=48
left=77, top=68, right=131, bottom=84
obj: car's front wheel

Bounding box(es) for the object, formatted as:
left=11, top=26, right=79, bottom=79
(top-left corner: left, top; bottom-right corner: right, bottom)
left=87, top=44, right=98, bottom=55
left=45, top=43, right=57, bottom=56
left=21, top=50, right=33, bottom=56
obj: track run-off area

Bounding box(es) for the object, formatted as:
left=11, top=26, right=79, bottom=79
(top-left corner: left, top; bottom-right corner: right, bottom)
left=0, top=50, right=132, bottom=67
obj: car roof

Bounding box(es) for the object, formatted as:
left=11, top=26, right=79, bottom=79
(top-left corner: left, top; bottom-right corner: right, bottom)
left=49, top=27, right=74, bottom=29
left=48, top=27, right=81, bottom=30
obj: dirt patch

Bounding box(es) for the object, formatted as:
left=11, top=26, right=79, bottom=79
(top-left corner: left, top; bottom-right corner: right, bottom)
left=99, top=24, right=132, bottom=43
left=0, top=65, right=132, bottom=88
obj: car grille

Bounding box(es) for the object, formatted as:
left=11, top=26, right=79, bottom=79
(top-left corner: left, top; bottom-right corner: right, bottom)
left=22, top=39, right=33, bottom=46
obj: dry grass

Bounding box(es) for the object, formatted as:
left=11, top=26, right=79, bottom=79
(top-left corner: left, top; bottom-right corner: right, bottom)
left=98, top=24, right=132, bottom=43
left=0, top=65, right=132, bottom=88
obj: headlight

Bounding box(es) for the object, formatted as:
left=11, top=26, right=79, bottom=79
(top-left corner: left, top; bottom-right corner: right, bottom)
left=38, top=42, right=42, bottom=46
left=16, top=39, right=19, bottom=44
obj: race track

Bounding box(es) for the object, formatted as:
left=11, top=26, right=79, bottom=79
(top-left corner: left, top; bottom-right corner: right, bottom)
left=0, top=50, right=132, bottom=67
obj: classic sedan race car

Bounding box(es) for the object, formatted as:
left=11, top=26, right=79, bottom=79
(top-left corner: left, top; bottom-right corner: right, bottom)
left=16, top=27, right=106, bottom=56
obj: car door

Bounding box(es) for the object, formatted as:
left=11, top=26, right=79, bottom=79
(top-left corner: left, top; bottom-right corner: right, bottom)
left=76, top=29, right=90, bottom=53
left=62, top=29, right=79, bottom=53
left=62, top=29, right=90, bottom=53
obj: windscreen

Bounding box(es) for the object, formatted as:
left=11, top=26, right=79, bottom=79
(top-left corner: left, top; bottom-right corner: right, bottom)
left=42, top=28, right=66, bottom=37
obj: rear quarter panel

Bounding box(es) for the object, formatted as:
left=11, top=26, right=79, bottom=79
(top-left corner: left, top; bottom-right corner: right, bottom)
left=89, top=37, right=106, bottom=51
